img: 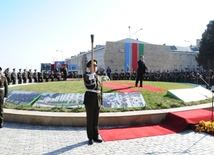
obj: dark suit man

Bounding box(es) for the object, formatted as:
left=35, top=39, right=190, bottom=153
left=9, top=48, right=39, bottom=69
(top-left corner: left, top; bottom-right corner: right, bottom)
left=0, top=67, right=8, bottom=128
left=135, top=55, right=148, bottom=87
left=83, top=59, right=103, bottom=145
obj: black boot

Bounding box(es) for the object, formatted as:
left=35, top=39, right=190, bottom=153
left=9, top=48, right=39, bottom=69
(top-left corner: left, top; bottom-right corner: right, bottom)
left=88, top=139, right=93, bottom=145
left=93, top=138, right=102, bottom=143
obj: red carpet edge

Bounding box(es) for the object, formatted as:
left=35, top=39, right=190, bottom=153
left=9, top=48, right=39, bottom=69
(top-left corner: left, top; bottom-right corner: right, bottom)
left=99, top=109, right=213, bottom=141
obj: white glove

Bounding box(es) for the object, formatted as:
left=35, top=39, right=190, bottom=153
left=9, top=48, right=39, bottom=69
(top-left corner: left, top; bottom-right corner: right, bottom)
left=89, top=73, right=96, bottom=80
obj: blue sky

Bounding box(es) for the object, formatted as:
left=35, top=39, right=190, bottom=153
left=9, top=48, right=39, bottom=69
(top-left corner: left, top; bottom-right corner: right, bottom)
left=0, top=0, right=213, bottom=71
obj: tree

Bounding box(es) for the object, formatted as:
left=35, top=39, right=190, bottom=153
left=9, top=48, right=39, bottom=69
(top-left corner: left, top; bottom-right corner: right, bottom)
left=195, top=20, right=214, bottom=70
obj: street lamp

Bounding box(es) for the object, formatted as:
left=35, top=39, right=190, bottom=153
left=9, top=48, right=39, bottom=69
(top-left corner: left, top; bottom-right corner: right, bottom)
left=129, top=26, right=143, bottom=38
left=184, top=40, right=192, bottom=46
left=56, top=50, right=63, bottom=61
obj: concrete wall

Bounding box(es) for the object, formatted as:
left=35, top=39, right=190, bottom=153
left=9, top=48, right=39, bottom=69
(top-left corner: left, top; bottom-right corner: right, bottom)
left=65, top=41, right=198, bottom=75
left=144, top=44, right=171, bottom=71
left=104, top=41, right=125, bottom=72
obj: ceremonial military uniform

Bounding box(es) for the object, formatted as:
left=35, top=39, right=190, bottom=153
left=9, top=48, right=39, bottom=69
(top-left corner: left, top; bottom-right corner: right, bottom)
left=190, top=71, right=196, bottom=83
left=4, top=68, right=10, bottom=85
left=154, top=70, right=161, bottom=81
left=172, top=69, right=180, bottom=82
left=50, top=71, right=55, bottom=81
left=28, top=69, right=33, bottom=83
left=119, top=69, right=125, bottom=80
left=38, top=72, right=43, bottom=82
left=0, top=67, right=8, bottom=128
left=56, top=72, right=61, bottom=81
left=182, top=68, right=189, bottom=83
left=17, top=69, right=22, bottom=84
left=83, top=60, right=103, bottom=145
left=22, top=69, right=27, bottom=83
left=11, top=68, right=16, bottom=85
left=125, top=71, right=131, bottom=80
left=144, top=70, right=149, bottom=81
left=62, top=65, right=68, bottom=81
left=33, top=69, right=38, bottom=82
left=164, top=70, right=171, bottom=82
left=73, top=71, right=78, bottom=78
left=131, top=71, right=137, bottom=80
left=43, top=71, right=49, bottom=82
left=113, top=70, right=119, bottom=80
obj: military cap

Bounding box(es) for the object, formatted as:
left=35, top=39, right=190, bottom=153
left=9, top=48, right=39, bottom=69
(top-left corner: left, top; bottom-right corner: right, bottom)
left=87, top=60, right=97, bottom=67
left=13, top=68, right=15, bottom=70
left=0, top=67, right=2, bottom=71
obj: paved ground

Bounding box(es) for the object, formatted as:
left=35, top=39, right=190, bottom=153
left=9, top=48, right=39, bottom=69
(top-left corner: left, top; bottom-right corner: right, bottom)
left=0, top=122, right=214, bottom=155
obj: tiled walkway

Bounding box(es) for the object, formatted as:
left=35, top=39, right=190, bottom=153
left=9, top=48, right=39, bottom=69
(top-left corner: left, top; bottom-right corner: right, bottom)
left=0, top=122, right=213, bottom=155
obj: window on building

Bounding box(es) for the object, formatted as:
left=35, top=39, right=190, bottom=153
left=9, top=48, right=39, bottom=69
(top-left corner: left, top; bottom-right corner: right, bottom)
left=187, top=55, right=189, bottom=60
left=179, top=65, right=182, bottom=71
left=174, top=65, right=177, bottom=70
left=179, top=55, right=182, bottom=60
left=174, top=55, right=177, bottom=60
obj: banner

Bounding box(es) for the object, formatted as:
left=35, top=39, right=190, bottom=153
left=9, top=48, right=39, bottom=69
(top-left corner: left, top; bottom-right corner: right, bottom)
left=103, top=92, right=146, bottom=108
left=54, top=61, right=65, bottom=72
left=68, top=63, right=78, bottom=72
left=41, top=63, right=51, bottom=72
left=5, top=91, right=146, bottom=108
left=34, top=92, right=146, bottom=108
left=33, top=93, right=84, bottom=108
left=6, top=91, right=41, bottom=105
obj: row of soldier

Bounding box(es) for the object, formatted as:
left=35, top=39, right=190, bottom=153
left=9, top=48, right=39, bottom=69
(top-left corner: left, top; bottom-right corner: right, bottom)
left=102, top=69, right=214, bottom=86
left=3, top=68, right=65, bottom=85
left=3, top=67, right=214, bottom=87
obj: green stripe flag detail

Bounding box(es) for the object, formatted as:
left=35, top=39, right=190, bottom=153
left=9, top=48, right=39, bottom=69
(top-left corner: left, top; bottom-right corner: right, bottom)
left=139, top=44, right=144, bottom=58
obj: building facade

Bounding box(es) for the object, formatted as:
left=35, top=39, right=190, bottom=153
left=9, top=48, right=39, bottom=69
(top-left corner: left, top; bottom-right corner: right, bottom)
left=65, top=38, right=199, bottom=76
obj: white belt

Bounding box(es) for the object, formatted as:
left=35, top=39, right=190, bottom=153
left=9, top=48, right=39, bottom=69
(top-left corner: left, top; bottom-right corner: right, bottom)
left=86, top=89, right=101, bottom=93
left=0, top=88, right=4, bottom=90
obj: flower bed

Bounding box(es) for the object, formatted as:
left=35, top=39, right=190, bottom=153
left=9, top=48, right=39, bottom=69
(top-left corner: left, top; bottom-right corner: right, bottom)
left=195, top=120, right=214, bottom=133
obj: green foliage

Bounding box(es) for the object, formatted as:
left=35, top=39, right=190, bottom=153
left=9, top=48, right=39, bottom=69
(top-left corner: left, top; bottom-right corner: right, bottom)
left=196, top=20, right=214, bottom=69
left=7, top=81, right=211, bottom=112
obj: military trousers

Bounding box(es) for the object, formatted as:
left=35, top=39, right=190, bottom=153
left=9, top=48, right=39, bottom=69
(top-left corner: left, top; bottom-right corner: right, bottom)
left=0, top=90, right=4, bottom=125
left=85, top=102, right=100, bottom=140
